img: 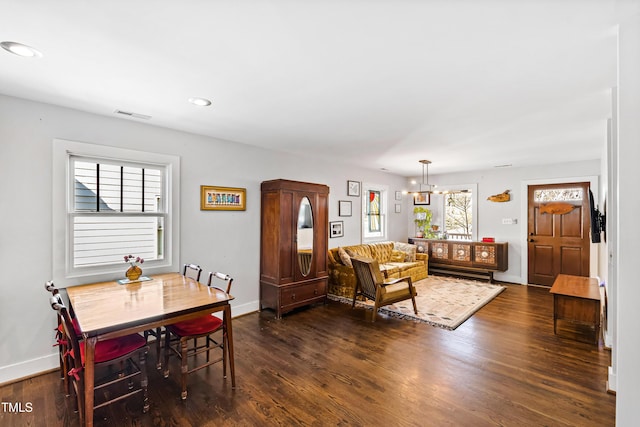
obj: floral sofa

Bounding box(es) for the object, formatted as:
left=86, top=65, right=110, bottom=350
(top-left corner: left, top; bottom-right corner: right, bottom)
left=328, top=241, right=428, bottom=298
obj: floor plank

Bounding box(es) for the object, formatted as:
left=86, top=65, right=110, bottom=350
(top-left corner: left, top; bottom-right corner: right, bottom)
left=0, top=283, right=615, bottom=426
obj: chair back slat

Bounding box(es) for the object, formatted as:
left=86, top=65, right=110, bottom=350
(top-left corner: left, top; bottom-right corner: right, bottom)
left=207, top=271, right=234, bottom=294
left=50, top=297, right=83, bottom=369
left=351, top=257, right=379, bottom=300
left=182, top=263, right=203, bottom=282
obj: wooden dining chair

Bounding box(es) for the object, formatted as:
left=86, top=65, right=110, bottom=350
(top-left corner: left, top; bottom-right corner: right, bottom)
left=145, top=263, right=203, bottom=369
left=163, top=271, right=234, bottom=399
left=182, top=263, right=203, bottom=281
left=351, top=256, right=418, bottom=322
left=45, top=281, right=82, bottom=396
left=50, top=295, right=150, bottom=425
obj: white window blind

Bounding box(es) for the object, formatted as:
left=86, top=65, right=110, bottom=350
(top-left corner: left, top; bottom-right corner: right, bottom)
left=70, top=156, right=165, bottom=269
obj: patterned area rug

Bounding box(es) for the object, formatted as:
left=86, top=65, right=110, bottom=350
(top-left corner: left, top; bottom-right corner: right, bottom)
left=328, top=276, right=506, bottom=330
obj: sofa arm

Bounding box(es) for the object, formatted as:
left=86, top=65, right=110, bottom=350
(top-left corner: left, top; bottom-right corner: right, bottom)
left=416, top=253, right=429, bottom=270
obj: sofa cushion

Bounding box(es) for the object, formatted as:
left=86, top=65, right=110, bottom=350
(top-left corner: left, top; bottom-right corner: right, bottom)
left=379, top=264, right=400, bottom=278
left=338, top=247, right=353, bottom=267
left=389, top=250, right=406, bottom=262
left=393, top=242, right=417, bottom=262
left=367, top=242, right=395, bottom=263
left=345, top=245, right=372, bottom=259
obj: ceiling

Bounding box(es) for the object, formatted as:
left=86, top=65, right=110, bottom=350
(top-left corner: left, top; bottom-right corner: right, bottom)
left=0, top=1, right=618, bottom=176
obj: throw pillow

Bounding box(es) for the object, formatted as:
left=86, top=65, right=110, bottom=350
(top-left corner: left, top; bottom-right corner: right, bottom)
left=338, top=247, right=352, bottom=267
left=394, top=242, right=417, bottom=262
left=389, top=250, right=406, bottom=263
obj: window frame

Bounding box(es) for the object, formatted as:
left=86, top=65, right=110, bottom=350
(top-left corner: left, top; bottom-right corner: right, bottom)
left=437, top=183, right=477, bottom=241
left=53, top=139, right=180, bottom=285
left=361, top=183, right=388, bottom=243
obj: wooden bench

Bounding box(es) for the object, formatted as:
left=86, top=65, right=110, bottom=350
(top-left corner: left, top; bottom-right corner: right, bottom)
left=549, top=274, right=601, bottom=344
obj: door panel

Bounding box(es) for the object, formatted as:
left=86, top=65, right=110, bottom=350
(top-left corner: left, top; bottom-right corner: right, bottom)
left=532, top=245, right=554, bottom=276
left=528, top=182, right=590, bottom=286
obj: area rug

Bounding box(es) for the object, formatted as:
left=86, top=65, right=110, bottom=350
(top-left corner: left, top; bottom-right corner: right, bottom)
left=328, top=276, right=506, bottom=330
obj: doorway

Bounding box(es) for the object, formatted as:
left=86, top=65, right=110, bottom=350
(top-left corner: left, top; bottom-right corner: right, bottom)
left=527, top=182, right=591, bottom=286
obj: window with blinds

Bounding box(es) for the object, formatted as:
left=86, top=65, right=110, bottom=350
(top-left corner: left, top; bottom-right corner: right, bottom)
left=70, top=157, right=166, bottom=268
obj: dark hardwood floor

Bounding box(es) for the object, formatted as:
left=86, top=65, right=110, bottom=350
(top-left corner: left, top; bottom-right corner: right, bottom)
left=1, top=283, right=615, bottom=426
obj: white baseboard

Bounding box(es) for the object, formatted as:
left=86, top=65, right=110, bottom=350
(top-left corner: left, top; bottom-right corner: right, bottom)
left=607, top=366, right=617, bottom=393
left=0, top=300, right=261, bottom=385
left=232, top=300, right=259, bottom=317
left=0, top=353, right=59, bottom=386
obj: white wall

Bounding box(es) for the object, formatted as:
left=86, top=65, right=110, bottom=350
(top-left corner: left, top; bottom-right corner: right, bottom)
left=0, top=94, right=408, bottom=383
left=406, top=160, right=601, bottom=284
left=615, top=2, right=640, bottom=424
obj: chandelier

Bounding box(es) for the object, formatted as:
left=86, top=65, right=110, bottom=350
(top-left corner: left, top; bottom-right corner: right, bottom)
left=414, top=159, right=436, bottom=194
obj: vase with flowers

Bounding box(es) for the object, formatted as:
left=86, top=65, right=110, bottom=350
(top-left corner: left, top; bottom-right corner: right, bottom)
left=124, top=254, right=144, bottom=281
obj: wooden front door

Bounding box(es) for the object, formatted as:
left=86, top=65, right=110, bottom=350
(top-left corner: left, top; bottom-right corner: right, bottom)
left=527, top=182, right=590, bottom=286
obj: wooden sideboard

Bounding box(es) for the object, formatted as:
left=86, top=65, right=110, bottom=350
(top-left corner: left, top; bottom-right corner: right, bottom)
left=408, top=238, right=508, bottom=282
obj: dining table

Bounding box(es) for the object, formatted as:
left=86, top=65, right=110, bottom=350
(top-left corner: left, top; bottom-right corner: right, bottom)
left=65, top=272, right=235, bottom=427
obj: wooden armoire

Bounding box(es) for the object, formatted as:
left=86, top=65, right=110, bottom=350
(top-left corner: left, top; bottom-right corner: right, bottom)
left=260, top=179, right=329, bottom=318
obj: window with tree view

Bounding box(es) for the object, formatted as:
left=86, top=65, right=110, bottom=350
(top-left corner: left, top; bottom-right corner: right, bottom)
left=444, top=192, right=472, bottom=240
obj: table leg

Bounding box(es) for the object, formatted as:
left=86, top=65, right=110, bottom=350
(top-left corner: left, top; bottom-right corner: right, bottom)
left=553, top=295, right=557, bottom=334
left=84, top=336, right=97, bottom=427
left=223, top=304, right=236, bottom=388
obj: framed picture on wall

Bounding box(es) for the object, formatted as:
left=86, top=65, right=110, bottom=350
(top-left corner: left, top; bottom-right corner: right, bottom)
left=413, top=191, right=430, bottom=205
left=395, top=191, right=402, bottom=201
left=329, top=221, right=344, bottom=238
left=338, top=200, right=352, bottom=217
left=395, top=203, right=401, bottom=213
left=347, top=180, right=361, bottom=197
left=201, top=185, right=246, bottom=210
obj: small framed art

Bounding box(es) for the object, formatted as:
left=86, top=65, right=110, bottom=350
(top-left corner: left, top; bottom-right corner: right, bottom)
left=330, top=221, right=344, bottom=238
left=338, top=200, right=352, bottom=217
left=201, top=185, right=246, bottom=211
left=395, top=203, right=401, bottom=213
left=395, top=191, right=402, bottom=201
left=413, top=191, right=430, bottom=205
left=347, top=180, right=361, bottom=197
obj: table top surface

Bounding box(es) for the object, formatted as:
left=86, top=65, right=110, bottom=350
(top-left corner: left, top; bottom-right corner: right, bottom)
left=549, top=274, right=600, bottom=300
left=66, top=272, right=233, bottom=336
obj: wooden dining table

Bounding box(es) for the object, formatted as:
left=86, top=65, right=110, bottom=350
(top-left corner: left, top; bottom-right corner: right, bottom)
left=65, top=272, right=235, bottom=427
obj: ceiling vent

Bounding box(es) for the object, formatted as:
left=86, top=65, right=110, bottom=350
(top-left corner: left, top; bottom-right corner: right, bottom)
left=114, top=110, right=151, bottom=120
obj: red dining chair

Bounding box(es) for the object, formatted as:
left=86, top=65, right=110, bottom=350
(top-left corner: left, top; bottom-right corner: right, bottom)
left=50, top=295, right=150, bottom=425
left=144, top=263, right=203, bottom=369
left=45, top=281, right=82, bottom=396
left=163, top=271, right=234, bottom=399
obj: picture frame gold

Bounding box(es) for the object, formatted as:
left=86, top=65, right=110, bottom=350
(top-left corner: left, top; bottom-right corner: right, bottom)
left=200, top=185, right=246, bottom=211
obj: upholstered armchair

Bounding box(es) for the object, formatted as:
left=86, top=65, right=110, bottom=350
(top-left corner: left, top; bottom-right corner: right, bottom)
left=351, top=256, right=418, bottom=322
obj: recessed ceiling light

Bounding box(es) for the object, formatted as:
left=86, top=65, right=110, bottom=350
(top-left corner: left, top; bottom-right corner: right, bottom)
left=1, top=41, right=42, bottom=58
left=188, top=97, right=212, bottom=107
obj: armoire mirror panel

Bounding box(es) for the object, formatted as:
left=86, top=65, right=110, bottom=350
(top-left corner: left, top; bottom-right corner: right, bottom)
left=297, top=196, right=313, bottom=276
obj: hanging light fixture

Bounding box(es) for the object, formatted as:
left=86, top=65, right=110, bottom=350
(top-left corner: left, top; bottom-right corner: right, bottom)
left=413, top=159, right=436, bottom=195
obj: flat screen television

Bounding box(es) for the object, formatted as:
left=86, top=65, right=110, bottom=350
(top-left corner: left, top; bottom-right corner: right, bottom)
left=588, top=188, right=605, bottom=243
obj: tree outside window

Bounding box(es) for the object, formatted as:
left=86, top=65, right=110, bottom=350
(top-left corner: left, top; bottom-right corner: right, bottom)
left=445, top=192, right=472, bottom=240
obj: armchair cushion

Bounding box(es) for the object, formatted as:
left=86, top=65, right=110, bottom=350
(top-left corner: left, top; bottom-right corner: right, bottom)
left=381, top=279, right=418, bottom=302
